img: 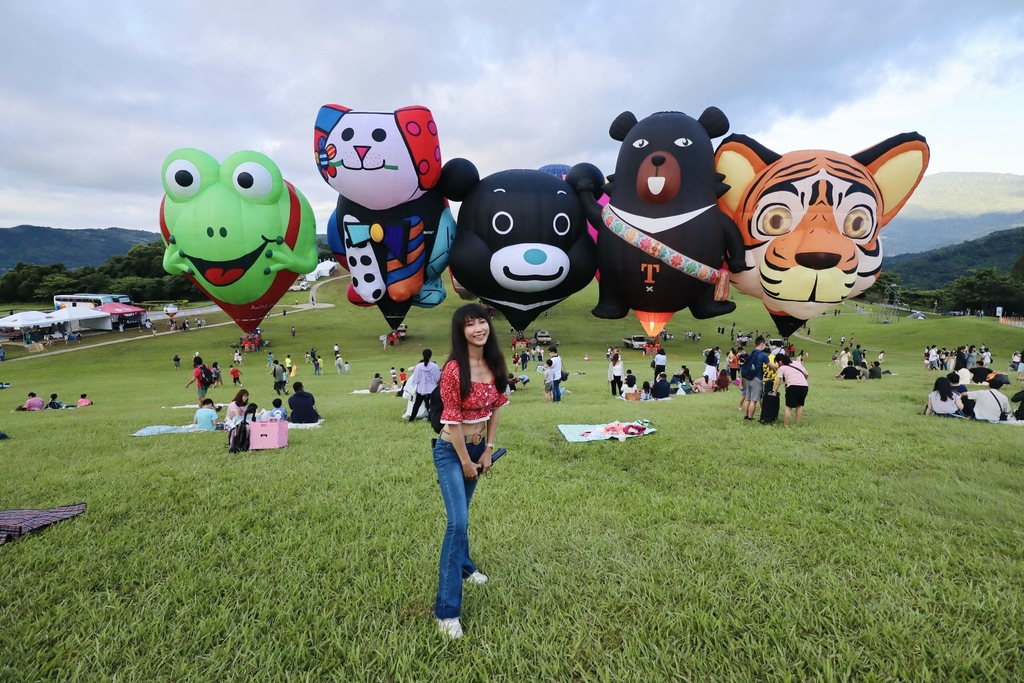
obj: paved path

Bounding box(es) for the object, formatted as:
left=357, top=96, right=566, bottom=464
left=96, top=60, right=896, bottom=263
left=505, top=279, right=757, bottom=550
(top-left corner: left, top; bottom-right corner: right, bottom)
left=3, top=275, right=348, bottom=363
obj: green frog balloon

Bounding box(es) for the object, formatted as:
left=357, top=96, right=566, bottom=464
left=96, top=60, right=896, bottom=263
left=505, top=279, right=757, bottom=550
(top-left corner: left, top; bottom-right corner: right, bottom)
left=160, top=149, right=319, bottom=332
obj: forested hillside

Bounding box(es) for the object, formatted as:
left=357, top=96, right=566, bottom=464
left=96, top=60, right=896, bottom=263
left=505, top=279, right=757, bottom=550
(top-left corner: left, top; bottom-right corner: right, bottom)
left=884, top=227, right=1024, bottom=289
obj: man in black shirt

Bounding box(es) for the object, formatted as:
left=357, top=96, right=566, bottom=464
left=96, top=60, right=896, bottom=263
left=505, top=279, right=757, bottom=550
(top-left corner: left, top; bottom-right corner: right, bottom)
left=836, top=361, right=861, bottom=380
left=288, top=382, right=320, bottom=423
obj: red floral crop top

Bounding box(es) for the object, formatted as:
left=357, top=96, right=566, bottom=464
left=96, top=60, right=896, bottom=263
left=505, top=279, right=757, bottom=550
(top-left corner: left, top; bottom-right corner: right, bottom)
left=439, top=360, right=508, bottom=424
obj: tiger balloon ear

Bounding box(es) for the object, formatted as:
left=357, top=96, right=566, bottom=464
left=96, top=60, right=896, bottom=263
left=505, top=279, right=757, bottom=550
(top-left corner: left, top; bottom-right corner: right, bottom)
left=715, top=134, right=781, bottom=215
left=851, top=132, right=929, bottom=225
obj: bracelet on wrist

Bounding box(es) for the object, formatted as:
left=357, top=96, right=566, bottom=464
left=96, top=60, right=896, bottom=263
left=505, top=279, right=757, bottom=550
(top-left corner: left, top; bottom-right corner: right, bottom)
left=486, top=442, right=495, bottom=449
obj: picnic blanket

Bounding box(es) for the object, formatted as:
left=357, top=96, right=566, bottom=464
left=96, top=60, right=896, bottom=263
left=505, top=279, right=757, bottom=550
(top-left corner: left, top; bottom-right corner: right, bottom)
left=558, top=420, right=656, bottom=443
left=1, top=503, right=86, bottom=546
left=133, top=420, right=324, bottom=436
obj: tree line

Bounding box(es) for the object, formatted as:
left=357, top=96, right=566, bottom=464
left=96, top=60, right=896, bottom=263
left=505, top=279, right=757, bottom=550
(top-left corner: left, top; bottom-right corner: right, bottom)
left=1, top=237, right=1021, bottom=315
left=0, top=240, right=335, bottom=306
left=862, top=254, right=1024, bottom=316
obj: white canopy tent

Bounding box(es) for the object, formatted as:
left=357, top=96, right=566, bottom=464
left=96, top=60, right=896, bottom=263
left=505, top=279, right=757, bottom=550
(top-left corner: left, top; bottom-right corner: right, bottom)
left=0, top=308, right=111, bottom=340
left=45, top=307, right=112, bottom=331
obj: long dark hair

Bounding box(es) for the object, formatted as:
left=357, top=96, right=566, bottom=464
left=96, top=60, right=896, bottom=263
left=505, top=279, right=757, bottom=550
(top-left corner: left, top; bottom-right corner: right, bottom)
left=447, top=303, right=508, bottom=399
left=420, top=349, right=433, bottom=365
left=933, top=377, right=953, bottom=402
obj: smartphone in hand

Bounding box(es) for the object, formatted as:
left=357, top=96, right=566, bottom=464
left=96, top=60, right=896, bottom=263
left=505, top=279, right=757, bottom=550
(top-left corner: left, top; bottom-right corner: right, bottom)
left=476, top=448, right=507, bottom=472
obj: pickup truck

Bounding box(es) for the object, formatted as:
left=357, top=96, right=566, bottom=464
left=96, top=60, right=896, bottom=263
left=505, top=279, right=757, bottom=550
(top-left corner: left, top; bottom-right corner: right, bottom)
left=622, top=335, right=650, bottom=350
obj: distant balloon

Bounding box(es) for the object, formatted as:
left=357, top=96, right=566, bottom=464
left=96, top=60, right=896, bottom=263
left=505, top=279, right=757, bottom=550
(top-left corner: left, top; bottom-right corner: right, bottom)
left=442, top=160, right=601, bottom=330
left=163, top=303, right=178, bottom=318
left=573, top=109, right=745, bottom=338
left=715, top=132, right=930, bottom=335
left=314, top=104, right=456, bottom=329
left=159, top=149, right=319, bottom=333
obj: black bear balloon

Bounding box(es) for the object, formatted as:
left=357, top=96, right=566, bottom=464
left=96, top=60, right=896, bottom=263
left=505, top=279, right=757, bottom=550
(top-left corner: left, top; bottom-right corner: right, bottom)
left=574, top=109, right=746, bottom=337
left=442, top=159, right=602, bottom=331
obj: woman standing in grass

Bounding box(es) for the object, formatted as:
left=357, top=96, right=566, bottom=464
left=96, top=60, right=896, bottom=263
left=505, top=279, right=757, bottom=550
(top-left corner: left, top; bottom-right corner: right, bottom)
left=607, top=353, right=623, bottom=396
left=774, top=354, right=809, bottom=427
left=433, top=303, right=508, bottom=640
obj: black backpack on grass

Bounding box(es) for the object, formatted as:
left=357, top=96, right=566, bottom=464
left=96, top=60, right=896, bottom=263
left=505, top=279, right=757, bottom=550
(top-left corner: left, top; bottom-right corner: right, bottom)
left=228, top=421, right=250, bottom=453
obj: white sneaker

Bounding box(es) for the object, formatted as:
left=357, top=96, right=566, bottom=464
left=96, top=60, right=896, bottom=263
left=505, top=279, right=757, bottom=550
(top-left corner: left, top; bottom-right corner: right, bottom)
left=465, top=571, right=488, bottom=585
left=438, top=617, right=463, bottom=639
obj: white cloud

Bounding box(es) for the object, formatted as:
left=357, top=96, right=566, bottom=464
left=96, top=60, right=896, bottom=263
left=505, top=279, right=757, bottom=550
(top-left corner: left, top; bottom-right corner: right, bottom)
left=1, top=0, right=1023, bottom=232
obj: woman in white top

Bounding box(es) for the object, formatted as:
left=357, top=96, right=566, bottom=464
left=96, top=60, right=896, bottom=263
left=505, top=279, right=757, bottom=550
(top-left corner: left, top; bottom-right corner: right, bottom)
left=607, top=353, right=623, bottom=396
left=925, top=377, right=963, bottom=417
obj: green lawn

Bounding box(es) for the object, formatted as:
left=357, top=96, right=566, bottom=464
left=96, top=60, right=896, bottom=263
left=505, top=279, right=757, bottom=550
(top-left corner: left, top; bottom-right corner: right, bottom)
left=2, top=281, right=1023, bottom=682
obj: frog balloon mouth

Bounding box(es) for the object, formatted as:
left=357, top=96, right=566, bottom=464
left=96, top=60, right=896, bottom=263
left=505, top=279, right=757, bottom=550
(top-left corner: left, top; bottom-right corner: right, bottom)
left=181, top=236, right=273, bottom=287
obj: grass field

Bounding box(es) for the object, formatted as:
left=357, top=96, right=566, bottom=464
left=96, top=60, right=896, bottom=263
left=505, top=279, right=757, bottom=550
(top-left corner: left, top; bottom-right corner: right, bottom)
left=2, top=279, right=1023, bottom=682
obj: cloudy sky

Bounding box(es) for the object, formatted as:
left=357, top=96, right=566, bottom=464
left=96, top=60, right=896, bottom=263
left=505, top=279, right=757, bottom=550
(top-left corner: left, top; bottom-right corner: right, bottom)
left=1, top=0, right=1022, bottom=233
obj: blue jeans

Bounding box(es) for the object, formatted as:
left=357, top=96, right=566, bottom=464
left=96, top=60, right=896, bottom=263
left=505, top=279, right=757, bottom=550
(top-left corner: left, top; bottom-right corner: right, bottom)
left=434, top=438, right=485, bottom=619
left=552, top=380, right=562, bottom=402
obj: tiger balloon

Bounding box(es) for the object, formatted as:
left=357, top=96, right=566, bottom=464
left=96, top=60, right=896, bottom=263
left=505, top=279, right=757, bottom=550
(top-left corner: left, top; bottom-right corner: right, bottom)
left=715, top=133, right=929, bottom=336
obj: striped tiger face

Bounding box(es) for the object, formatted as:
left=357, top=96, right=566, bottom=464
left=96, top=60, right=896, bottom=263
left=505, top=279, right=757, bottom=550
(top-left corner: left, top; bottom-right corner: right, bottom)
left=716, top=134, right=929, bottom=325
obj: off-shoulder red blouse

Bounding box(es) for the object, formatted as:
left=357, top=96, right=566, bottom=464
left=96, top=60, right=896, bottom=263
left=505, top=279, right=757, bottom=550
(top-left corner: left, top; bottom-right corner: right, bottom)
left=439, top=360, right=508, bottom=424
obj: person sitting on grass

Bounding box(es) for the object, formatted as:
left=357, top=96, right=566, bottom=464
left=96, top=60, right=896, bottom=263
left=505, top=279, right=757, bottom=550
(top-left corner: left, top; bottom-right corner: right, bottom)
left=836, top=361, right=862, bottom=380
left=17, top=392, right=44, bottom=411
left=962, top=377, right=1013, bottom=422
left=671, top=365, right=693, bottom=385
left=77, top=394, right=93, bottom=407
left=867, top=361, right=883, bottom=380
left=369, top=373, right=384, bottom=393
left=193, top=398, right=221, bottom=431
left=639, top=381, right=653, bottom=401
left=622, top=374, right=639, bottom=400
left=226, top=389, right=250, bottom=421
left=268, top=398, right=287, bottom=421
left=288, top=382, right=320, bottom=423
left=651, top=373, right=671, bottom=399
left=946, top=372, right=969, bottom=396
left=925, top=377, right=964, bottom=417
left=46, top=393, right=63, bottom=410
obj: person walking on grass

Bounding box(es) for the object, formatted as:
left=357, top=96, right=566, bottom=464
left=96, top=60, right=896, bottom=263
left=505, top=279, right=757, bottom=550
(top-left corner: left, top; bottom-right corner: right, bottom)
left=184, top=356, right=212, bottom=408
left=433, top=303, right=509, bottom=640
left=408, top=349, right=441, bottom=423
left=229, top=363, right=243, bottom=387
left=173, top=354, right=181, bottom=370
left=271, top=360, right=288, bottom=396
left=774, top=354, right=809, bottom=427
left=548, top=346, right=563, bottom=402
left=742, top=337, right=770, bottom=421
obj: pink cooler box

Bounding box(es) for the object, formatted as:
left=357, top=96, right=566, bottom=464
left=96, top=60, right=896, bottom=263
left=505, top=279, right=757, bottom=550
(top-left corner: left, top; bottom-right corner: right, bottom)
left=249, top=420, right=288, bottom=450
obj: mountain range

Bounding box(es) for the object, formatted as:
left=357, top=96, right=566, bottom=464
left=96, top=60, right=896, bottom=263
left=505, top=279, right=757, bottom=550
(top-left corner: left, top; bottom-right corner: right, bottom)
left=2, top=170, right=1022, bottom=275
left=881, top=172, right=1024, bottom=255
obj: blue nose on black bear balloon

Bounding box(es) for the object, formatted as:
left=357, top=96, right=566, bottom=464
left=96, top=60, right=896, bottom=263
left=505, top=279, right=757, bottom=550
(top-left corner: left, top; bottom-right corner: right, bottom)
left=573, top=108, right=747, bottom=337
left=441, top=159, right=602, bottom=331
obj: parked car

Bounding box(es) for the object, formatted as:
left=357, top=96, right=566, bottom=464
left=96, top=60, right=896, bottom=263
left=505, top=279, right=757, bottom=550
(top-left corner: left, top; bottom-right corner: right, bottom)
left=288, top=279, right=309, bottom=292
left=533, top=329, right=552, bottom=345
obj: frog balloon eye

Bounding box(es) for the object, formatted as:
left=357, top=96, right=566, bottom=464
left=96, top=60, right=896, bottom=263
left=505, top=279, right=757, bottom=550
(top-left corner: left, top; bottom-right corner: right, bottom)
left=165, top=159, right=202, bottom=199
left=233, top=162, right=274, bottom=200
left=632, top=139, right=649, bottom=149
left=674, top=138, right=693, bottom=147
